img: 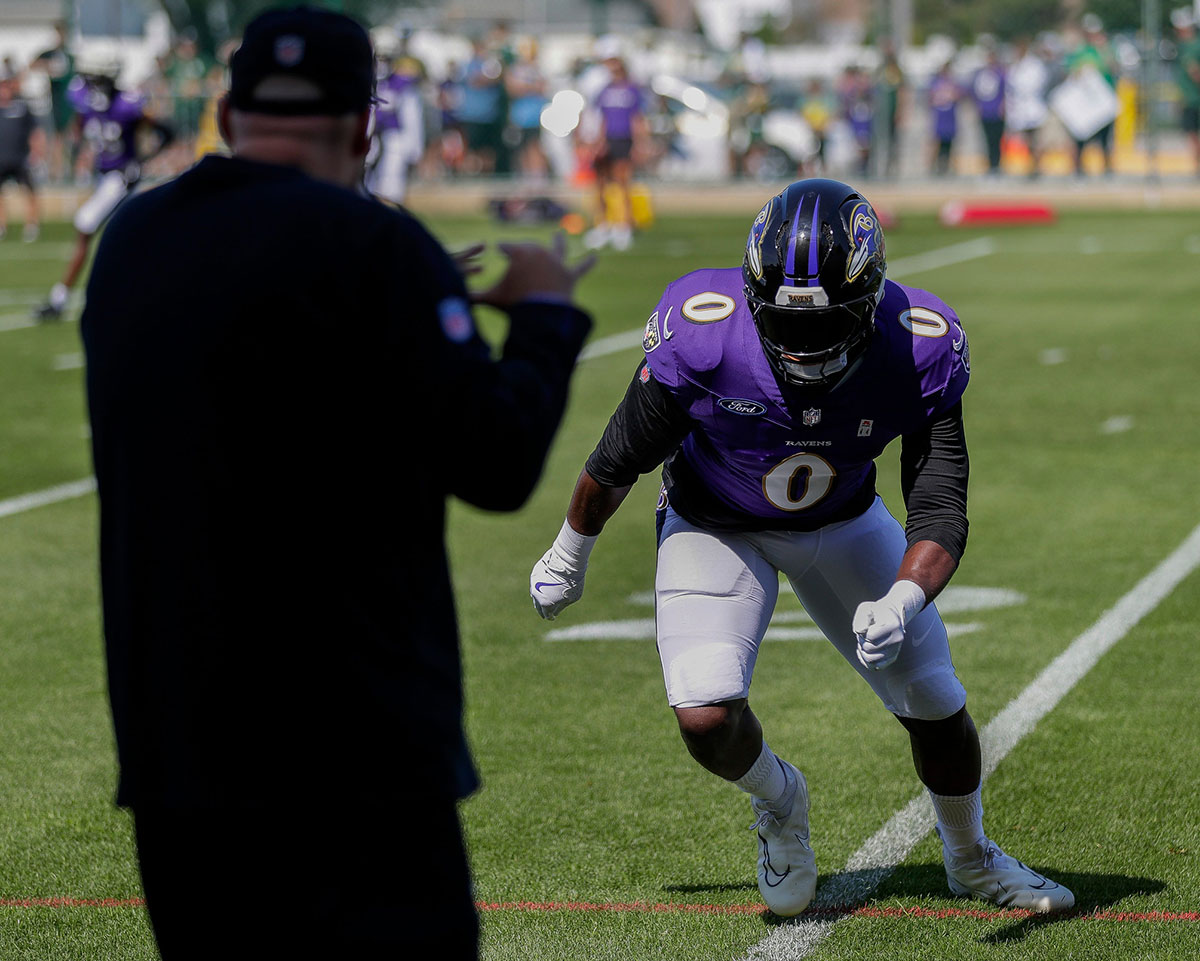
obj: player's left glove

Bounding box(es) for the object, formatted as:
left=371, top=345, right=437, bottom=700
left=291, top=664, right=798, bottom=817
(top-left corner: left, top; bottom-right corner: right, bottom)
left=852, top=580, right=927, bottom=671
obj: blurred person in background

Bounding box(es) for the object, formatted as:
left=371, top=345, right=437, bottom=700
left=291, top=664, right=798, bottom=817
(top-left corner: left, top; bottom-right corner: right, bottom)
left=970, top=44, right=1006, bottom=176
left=585, top=54, right=647, bottom=251
left=1172, top=8, right=1200, bottom=176
left=81, top=9, right=593, bottom=958
left=437, top=60, right=466, bottom=175
left=34, top=61, right=173, bottom=321
left=1066, top=15, right=1118, bottom=175
left=800, top=78, right=835, bottom=175
left=0, top=72, right=42, bottom=241
left=928, top=60, right=962, bottom=177
left=31, top=21, right=76, bottom=182
left=506, top=38, right=549, bottom=180
left=167, top=36, right=210, bottom=154
left=838, top=65, right=874, bottom=178
left=877, top=42, right=906, bottom=178
left=367, top=28, right=425, bottom=203
left=458, top=38, right=507, bottom=175
left=1005, top=37, right=1050, bottom=178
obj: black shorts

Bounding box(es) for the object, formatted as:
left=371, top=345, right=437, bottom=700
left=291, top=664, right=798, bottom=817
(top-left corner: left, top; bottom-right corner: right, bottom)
left=603, top=137, right=634, bottom=162
left=133, top=798, right=478, bottom=960
left=0, top=164, right=32, bottom=188
left=1183, top=105, right=1200, bottom=134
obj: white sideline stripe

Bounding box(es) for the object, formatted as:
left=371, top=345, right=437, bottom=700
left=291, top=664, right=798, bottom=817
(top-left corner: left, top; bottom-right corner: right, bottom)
left=744, top=520, right=1200, bottom=961
left=885, top=237, right=996, bottom=278
left=579, top=238, right=996, bottom=362
left=0, top=478, right=97, bottom=520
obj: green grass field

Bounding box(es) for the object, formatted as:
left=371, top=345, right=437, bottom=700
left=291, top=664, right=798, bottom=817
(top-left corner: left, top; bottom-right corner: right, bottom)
left=0, top=203, right=1197, bottom=960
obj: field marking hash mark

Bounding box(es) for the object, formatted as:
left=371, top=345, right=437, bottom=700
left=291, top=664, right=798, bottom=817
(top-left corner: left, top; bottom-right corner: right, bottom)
left=0, top=478, right=97, bottom=520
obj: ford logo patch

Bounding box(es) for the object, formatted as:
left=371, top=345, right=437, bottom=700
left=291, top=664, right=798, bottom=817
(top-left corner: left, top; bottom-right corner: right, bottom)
left=718, top=398, right=766, bottom=416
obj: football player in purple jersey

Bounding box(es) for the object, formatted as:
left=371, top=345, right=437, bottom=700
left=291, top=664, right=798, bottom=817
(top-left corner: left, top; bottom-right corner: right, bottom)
left=530, top=179, right=1074, bottom=917
left=35, top=60, right=172, bottom=321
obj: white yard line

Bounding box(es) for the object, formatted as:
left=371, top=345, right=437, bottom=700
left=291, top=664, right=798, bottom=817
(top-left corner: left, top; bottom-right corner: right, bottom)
left=0, top=478, right=97, bottom=520
left=744, top=520, right=1200, bottom=960
left=885, top=237, right=996, bottom=277
left=580, top=238, right=996, bottom=362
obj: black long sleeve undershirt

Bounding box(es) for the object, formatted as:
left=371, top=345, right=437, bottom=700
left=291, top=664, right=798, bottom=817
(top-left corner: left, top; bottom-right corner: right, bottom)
left=899, top=401, right=970, bottom=561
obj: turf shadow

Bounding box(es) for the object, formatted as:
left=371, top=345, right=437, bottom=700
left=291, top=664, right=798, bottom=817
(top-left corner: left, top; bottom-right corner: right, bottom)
left=979, top=870, right=1168, bottom=944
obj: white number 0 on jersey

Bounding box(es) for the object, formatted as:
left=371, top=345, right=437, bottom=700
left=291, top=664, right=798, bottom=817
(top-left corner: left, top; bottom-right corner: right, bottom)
left=762, top=452, right=836, bottom=511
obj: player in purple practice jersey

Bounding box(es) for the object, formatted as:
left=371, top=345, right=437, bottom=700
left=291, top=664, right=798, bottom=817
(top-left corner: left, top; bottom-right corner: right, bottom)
left=584, top=55, right=646, bottom=251
left=530, top=179, right=1074, bottom=918
left=35, top=62, right=172, bottom=321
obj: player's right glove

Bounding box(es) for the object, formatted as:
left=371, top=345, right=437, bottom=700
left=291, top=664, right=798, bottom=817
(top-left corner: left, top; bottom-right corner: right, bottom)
left=530, top=519, right=598, bottom=620
left=852, top=579, right=926, bottom=671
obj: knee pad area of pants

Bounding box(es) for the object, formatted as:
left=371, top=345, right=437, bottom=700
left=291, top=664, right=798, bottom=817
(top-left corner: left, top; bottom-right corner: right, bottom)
left=883, top=664, right=967, bottom=721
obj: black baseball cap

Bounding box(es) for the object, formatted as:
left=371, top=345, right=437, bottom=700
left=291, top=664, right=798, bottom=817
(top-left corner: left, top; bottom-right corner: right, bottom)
left=229, top=6, right=374, bottom=116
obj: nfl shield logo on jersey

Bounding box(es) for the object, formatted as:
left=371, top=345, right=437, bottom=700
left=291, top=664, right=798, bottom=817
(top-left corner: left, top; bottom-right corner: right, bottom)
left=802, top=408, right=822, bottom=427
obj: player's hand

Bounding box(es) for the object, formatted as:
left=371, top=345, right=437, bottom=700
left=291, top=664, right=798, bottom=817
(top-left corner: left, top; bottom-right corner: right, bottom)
left=530, top=547, right=586, bottom=620
left=472, top=233, right=596, bottom=309
left=451, top=243, right=487, bottom=279
left=529, top=519, right=599, bottom=620
left=852, top=580, right=926, bottom=671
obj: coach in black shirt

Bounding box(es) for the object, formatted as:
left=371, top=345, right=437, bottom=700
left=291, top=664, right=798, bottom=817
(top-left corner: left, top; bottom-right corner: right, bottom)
left=81, top=8, right=592, bottom=959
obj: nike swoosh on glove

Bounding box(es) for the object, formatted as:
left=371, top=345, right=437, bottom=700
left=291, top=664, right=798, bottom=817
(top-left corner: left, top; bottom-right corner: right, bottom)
left=852, top=579, right=926, bottom=671
left=530, top=520, right=598, bottom=620
left=530, top=548, right=586, bottom=620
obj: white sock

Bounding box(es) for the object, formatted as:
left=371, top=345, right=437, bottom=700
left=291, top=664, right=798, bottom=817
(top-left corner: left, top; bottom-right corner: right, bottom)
left=733, top=742, right=795, bottom=814
left=930, top=786, right=985, bottom=860
left=49, top=282, right=69, bottom=310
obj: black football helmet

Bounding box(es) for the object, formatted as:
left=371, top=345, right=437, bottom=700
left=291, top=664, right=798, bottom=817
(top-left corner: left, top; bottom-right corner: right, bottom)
left=743, top=178, right=886, bottom=389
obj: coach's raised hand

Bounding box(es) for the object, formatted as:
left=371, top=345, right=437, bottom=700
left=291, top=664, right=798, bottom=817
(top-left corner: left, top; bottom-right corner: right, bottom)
left=472, top=232, right=596, bottom=309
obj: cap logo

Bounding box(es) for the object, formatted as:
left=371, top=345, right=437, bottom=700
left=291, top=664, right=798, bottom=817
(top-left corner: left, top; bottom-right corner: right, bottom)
left=274, top=35, right=306, bottom=67
left=775, top=284, right=829, bottom=308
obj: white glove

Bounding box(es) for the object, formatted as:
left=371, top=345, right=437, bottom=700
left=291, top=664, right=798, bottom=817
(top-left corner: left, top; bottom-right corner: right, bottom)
left=530, top=520, right=598, bottom=620
left=852, top=580, right=927, bottom=671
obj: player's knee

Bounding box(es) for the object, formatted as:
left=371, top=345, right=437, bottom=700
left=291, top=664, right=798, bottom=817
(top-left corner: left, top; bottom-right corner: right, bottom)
left=674, top=701, right=743, bottom=743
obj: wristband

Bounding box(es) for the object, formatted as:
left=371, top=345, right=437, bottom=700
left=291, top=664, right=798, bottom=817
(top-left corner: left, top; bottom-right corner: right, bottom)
left=553, top=519, right=598, bottom=569
left=884, top=579, right=927, bottom=624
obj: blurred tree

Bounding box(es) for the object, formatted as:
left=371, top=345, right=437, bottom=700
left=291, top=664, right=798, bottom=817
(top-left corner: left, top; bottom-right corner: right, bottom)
left=154, top=0, right=428, bottom=61
left=913, top=0, right=1063, bottom=43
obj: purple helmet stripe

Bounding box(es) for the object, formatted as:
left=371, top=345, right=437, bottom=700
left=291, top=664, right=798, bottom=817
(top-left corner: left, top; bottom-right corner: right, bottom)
left=784, top=187, right=804, bottom=279
left=806, top=195, right=821, bottom=282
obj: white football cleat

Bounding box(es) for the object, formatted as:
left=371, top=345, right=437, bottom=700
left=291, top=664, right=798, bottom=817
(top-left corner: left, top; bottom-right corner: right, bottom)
left=583, top=225, right=611, bottom=250
left=750, top=765, right=817, bottom=917
left=944, top=838, right=1075, bottom=913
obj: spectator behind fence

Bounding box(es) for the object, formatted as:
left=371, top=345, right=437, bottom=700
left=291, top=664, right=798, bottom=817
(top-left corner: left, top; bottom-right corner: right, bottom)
left=1173, top=8, right=1200, bottom=176
left=458, top=38, right=507, bottom=174
left=31, top=21, right=75, bottom=181
left=971, top=45, right=1006, bottom=175
left=838, top=65, right=873, bottom=178
left=506, top=37, right=549, bottom=179
left=1005, top=37, right=1050, bottom=178
left=928, top=60, right=962, bottom=176
left=0, top=73, right=41, bottom=241
left=81, top=7, right=593, bottom=960
left=1066, top=15, right=1118, bottom=175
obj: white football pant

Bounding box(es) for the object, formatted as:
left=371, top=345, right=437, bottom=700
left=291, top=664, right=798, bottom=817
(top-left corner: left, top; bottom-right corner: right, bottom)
left=655, top=496, right=967, bottom=720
